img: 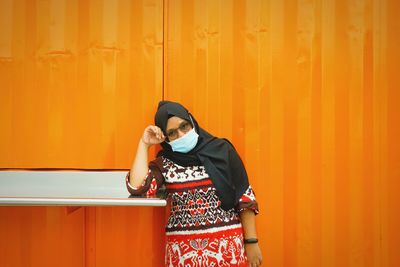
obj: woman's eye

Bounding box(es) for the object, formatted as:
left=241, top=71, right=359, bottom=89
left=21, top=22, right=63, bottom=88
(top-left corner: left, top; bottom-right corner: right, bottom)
left=182, top=122, right=189, bottom=130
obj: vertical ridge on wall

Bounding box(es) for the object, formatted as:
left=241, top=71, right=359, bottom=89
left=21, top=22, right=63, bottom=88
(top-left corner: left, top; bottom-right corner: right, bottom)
left=372, top=0, right=386, bottom=265
left=297, top=0, right=315, bottom=265
left=310, top=0, right=323, bottom=265
left=232, top=0, right=245, bottom=158
left=386, top=0, right=400, bottom=266
left=269, top=0, right=285, bottom=265
left=334, top=0, right=350, bottom=265
left=362, top=0, right=375, bottom=266
left=282, top=0, right=298, bottom=265
left=321, top=0, right=336, bottom=265
left=0, top=0, right=14, bottom=165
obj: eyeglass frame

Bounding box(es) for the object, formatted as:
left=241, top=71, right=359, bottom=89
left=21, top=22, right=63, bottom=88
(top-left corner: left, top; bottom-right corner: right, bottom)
left=165, top=117, right=194, bottom=141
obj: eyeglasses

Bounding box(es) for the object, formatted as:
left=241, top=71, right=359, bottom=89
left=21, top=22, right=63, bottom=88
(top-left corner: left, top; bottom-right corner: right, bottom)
left=166, top=121, right=192, bottom=140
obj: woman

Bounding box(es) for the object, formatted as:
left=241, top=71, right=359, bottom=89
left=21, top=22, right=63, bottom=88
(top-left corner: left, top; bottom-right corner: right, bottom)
left=126, top=101, right=262, bottom=266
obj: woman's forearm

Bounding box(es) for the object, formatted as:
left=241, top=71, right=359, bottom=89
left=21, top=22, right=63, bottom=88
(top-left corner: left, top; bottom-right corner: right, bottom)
left=239, top=209, right=258, bottom=239
left=240, top=209, right=263, bottom=265
left=129, top=139, right=151, bottom=188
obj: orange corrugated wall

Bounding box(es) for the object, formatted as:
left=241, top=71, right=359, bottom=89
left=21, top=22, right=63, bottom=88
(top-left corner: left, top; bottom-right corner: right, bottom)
left=1, top=0, right=400, bottom=266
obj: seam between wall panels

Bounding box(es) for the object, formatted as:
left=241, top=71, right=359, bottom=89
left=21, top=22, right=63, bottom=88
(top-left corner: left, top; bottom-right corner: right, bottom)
left=162, top=0, right=166, bottom=101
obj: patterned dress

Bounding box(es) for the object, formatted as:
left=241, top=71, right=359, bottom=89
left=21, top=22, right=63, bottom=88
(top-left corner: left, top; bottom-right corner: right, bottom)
left=126, top=156, right=259, bottom=266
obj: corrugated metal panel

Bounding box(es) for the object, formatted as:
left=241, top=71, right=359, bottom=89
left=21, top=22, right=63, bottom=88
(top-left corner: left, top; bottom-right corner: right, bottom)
left=164, top=0, right=400, bottom=266
left=0, top=1, right=164, bottom=267
left=0, top=0, right=162, bottom=169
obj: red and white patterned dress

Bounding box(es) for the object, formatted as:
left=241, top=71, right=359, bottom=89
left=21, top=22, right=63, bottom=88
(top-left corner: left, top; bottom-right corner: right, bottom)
left=126, top=156, right=259, bottom=267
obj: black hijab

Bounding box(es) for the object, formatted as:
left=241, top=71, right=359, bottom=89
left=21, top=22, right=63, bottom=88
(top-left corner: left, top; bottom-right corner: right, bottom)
left=154, top=100, right=250, bottom=211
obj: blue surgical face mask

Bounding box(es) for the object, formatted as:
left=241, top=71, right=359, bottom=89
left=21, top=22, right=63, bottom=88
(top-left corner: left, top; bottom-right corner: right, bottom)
left=167, top=127, right=199, bottom=153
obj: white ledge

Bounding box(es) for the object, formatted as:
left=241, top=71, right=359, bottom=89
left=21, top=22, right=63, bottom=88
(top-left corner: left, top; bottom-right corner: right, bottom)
left=0, top=197, right=166, bottom=206
left=0, top=171, right=166, bottom=207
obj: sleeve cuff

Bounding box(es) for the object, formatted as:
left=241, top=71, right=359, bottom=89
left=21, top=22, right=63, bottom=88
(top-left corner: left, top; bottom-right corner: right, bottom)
left=125, top=171, right=149, bottom=196
left=236, top=185, right=259, bottom=214
left=236, top=201, right=259, bottom=215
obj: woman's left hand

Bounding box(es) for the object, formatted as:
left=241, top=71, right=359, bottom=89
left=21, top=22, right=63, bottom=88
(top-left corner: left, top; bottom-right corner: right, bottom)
left=245, top=243, right=262, bottom=266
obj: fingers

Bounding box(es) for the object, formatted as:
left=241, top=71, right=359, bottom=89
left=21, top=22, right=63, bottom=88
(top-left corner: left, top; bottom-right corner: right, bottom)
left=250, top=261, right=260, bottom=267
left=255, top=257, right=262, bottom=266
left=145, top=125, right=165, bottom=143
left=151, top=126, right=165, bottom=141
left=249, top=258, right=262, bottom=267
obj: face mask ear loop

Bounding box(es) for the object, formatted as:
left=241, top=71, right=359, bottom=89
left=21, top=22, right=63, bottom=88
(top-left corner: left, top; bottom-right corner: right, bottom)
left=188, top=114, right=196, bottom=131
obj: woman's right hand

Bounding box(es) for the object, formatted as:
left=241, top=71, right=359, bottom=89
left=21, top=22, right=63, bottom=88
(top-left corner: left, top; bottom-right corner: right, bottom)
left=141, top=125, right=165, bottom=146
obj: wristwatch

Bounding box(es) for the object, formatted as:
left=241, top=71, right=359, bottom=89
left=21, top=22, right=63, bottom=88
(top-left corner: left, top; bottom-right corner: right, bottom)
left=244, top=238, right=258, bottom=244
